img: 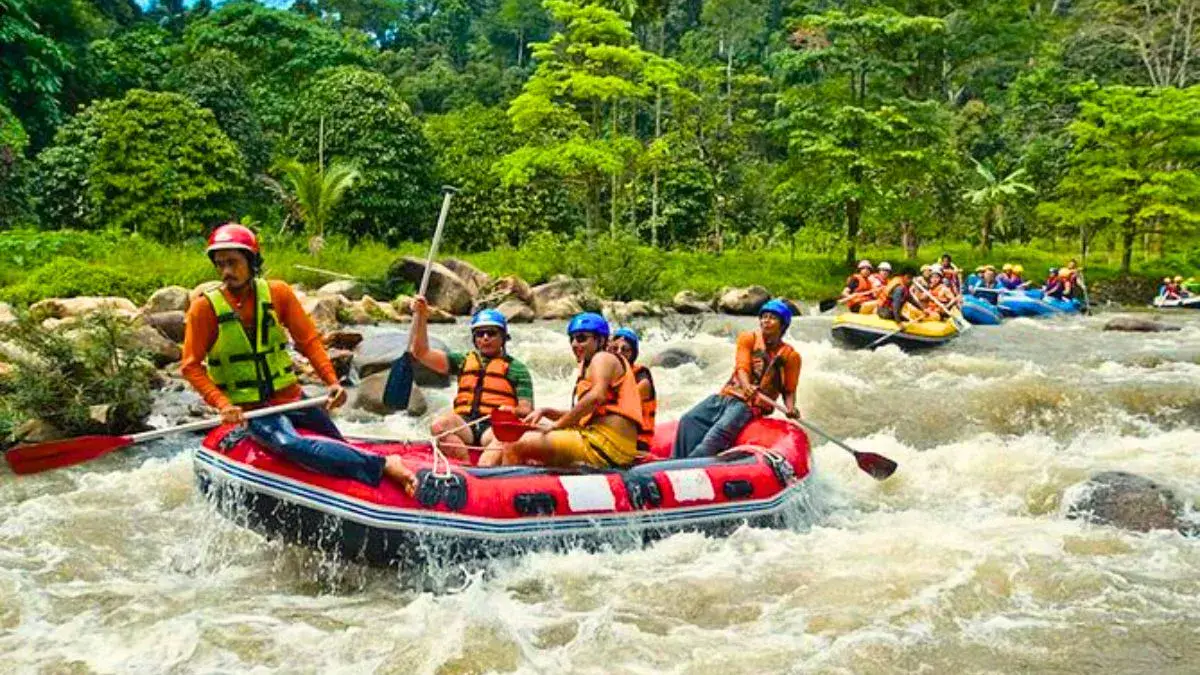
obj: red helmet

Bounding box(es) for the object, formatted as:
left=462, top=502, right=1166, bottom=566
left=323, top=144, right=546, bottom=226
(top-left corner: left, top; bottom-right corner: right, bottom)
left=206, top=223, right=260, bottom=256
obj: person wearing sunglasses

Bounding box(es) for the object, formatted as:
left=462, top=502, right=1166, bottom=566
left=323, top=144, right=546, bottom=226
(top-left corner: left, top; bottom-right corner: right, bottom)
left=410, top=296, right=534, bottom=460
left=608, top=327, right=657, bottom=456
left=478, top=313, right=643, bottom=469
left=673, top=299, right=801, bottom=459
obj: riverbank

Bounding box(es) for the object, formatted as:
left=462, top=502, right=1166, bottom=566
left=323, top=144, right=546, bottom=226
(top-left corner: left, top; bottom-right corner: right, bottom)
left=0, top=229, right=1192, bottom=308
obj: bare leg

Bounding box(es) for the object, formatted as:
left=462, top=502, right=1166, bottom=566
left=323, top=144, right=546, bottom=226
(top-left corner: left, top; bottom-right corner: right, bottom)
left=431, top=411, right=472, bottom=461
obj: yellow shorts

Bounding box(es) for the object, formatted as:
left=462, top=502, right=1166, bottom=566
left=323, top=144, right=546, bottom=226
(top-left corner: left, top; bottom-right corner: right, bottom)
left=540, top=418, right=638, bottom=469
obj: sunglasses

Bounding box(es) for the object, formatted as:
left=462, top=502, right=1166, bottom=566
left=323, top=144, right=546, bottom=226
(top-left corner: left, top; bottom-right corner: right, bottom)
left=473, top=329, right=502, bottom=339
left=569, top=333, right=594, bottom=344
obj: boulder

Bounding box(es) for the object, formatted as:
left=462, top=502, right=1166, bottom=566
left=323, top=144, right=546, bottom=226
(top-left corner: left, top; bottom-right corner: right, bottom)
left=1103, top=317, right=1181, bottom=333
left=317, top=279, right=364, bottom=300
left=14, top=418, right=66, bottom=444
left=143, top=286, right=190, bottom=314
left=328, top=348, right=355, bottom=380
left=427, top=306, right=457, bottom=324
left=338, top=302, right=374, bottom=326
left=387, top=257, right=473, bottom=315
left=0, top=302, right=15, bottom=325
left=532, top=277, right=596, bottom=318
left=359, top=295, right=402, bottom=323
left=353, top=370, right=428, bottom=416
left=323, top=330, right=364, bottom=351
left=603, top=300, right=662, bottom=323
left=188, top=281, right=222, bottom=304
left=393, top=295, right=414, bottom=317
left=1064, top=471, right=1186, bottom=533
left=131, top=324, right=182, bottom=367
left=673, top=290, right=712, bottom=315
left=497, top=299, right=535, bottom=323
left=649, top=347, right=704, bottom=369
left=715, top=286, right=770, bottom=315
left=354, top=332, right=452, bottom=387
left=474, top=276, right=534, bottom=312
left=300, top=294, right=343, bottom=334
left=144, top=311, right=186, bottom=343
left=31, top=296, right=139, bottom=320
left=441, top=258, right=491, bottom=297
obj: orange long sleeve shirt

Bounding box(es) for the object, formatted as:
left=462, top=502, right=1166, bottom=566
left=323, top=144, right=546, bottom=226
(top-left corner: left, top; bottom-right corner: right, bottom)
left=722, top=331, right=801, bottom=406
left=181, top=279, right=337, bottom=410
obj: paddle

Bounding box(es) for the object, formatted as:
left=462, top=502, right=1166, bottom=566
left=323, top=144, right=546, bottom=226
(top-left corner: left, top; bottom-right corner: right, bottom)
left=489, top=408, right=539, bottom=443
left=757, top=394, right=897, bottom=481
left=383, top=186, right=457, bottom=409
left=912, top=279, right=970, bottom=333
left=865, top=325, right=905, bottom=349
left=818, top=288, right=878, bottom=313
left=4, top=396, right=330, bottom=475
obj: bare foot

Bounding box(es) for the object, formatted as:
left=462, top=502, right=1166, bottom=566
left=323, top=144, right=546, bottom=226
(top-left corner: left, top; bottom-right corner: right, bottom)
left=383, top=455, right=417, bottom=496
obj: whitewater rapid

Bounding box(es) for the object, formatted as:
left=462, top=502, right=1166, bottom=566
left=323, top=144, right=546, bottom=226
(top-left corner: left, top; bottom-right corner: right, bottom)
left=2, top=311, right=1199, bottom=673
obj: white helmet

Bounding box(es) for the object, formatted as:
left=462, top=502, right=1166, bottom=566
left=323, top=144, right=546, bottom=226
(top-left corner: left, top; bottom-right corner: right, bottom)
left=928, top=263, right=943, bottom=274
left=879, top=262, right=892, bottom=272
left=857, top=259, right=872, bottom=270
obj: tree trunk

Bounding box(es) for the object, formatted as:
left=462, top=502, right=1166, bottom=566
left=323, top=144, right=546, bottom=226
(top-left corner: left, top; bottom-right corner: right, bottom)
left=517, top=28, right=524, bottom=67
left=980, top=207, right=993, bottom=253
left=725, top=40, right=734, bottom=127
left=845, top=197, right=860, bottom=267
left=901, top=220, right=918, bottom=259
left=1121, top=224, right=1135, bottom=274
left=611, top=100, right=619, bottom=236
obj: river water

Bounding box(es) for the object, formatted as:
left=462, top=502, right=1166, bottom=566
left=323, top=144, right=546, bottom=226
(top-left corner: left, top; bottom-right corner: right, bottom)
left=2, top=311, right=1199, bottom=673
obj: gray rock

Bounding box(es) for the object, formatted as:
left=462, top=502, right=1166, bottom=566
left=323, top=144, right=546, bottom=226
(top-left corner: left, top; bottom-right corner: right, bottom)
left=299, top=294, right=343, bottom=334
left=131, top=324, right=182, bottom=367
left=474, top=275, right=534, bottom=312
left=1103, top=317, right=1182, bottom=332
left=648, top=347, right=704, bottom=369
left=387, top=257, right=474, bottom=315
left=353, top=370, right=428, bottom=416
left=188, top=281, right=222, bottom=304
left=31, top=296, right=139, bottom=319
left=672, top=290, right=712, bottom=315
left=1065, top=471, right=1186, bottom=533
left=538, top=297, right=583, bottom=320
left=323, top=329, right=364, bottom=351
left=532, top=277, right=597, bottom=319
left=441, top=258, right=491, bottom=296
left=497, top=299, right=535, bottom=323
left=715, top=286, right=770, bottom=315
left=0, top=302, right=15, bottom=325
left=317, top=279, right=364, bottom=300
left=144, top=310, right=186, bottom=343
left=14, top=418, right=66, bottom=443
left=354, top=332, right=452, bottom=387
left=144, top=286, right=191, bottom=314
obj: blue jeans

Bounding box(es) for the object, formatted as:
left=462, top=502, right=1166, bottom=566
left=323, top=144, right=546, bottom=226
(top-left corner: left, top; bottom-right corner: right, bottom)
left=672, top=394, right=755, bottom=459
left=247, top=406, right=385, bottom=486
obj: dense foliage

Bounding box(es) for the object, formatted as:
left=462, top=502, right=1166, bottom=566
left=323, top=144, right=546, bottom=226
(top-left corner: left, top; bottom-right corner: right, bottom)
left=0, top=0, right=1197, bottom=272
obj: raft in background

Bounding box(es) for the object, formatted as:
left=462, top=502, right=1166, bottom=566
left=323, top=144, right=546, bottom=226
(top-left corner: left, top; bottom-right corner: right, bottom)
left=1152, top=295, right=1200, bottom=309
left=830, top=312, right=959, bottom=350
left=962, top=295, right=1002, bottom=325
left=194, top=419, right=814, bottom=568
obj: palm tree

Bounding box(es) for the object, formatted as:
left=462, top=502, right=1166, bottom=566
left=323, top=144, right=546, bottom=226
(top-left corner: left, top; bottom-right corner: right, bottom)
left=963, top=158, right=1035, bottom=252
left=273, top=159, right=359, bottom=256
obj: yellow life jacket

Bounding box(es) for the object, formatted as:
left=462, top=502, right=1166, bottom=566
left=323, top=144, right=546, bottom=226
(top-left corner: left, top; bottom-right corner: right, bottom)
left=204, top=279, right=297, bottom=405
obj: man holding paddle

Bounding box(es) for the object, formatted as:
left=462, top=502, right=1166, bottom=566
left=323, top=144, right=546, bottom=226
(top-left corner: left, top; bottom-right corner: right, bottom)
left=180, top=224, right=416, bottom=493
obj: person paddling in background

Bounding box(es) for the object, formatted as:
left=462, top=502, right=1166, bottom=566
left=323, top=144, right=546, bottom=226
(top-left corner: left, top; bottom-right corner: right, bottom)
left=408, top=296, right=534, bottom=460
left=480, top=313, right=643, bottom=469
left=938, top=253, right=962, bottom=293
left=871, top=261, right=892, bottom=289
left=608, top=328, right=657, bottom=456
left=876, top=265, right=925, bottom=326
left=997, top=263, right=1020, bottom=290
left=181, top=224, right=416, bottom=494
left=840, top=260, right=875, bottom=312
left=673, top=300, right=800, bottom=459
left=1043, top=268, right=1066, bottom=299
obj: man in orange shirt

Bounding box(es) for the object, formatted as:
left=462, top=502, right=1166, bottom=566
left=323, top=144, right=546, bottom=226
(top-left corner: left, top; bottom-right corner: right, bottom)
left=181, top=223, right=415, bottom=493
left=673, top=299, right=801, bottom=458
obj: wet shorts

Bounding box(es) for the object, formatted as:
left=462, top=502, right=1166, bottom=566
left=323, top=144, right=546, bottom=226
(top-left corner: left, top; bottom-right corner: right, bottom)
left=539, top=420, right=638, bottom=469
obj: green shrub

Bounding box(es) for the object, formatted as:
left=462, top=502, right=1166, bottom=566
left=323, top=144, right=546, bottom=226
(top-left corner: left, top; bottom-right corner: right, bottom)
left=1, top=312, right=155, bottom=443
left=0, top=257, right=163, bottom=306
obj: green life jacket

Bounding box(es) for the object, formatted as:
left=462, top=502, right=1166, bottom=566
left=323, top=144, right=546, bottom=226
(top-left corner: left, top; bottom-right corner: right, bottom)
left=204, top=278, right=298, bottom=405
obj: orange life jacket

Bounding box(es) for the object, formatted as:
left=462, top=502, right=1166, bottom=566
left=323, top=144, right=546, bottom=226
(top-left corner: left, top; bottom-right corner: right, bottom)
left=720, top=332, right=797, bottom=414
left=631, top=364, right=657, bottom=454
left=453, top=351, right=518, bottom=418
left=844, top=273, right=871, bottom=308
left=573, top=354, right=644, bottom=431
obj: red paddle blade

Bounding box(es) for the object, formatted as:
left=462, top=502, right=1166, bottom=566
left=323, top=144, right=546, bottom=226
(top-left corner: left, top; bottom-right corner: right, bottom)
left=4, top=435, right=134, bottom=475
left=489, top=409, right=533, bottom=443
left=856, top=452, right=898, bottom=481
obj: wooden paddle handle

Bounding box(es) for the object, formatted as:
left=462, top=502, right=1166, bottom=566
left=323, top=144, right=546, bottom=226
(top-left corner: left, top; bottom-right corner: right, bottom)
left=127, top=396, right=330, bottom=444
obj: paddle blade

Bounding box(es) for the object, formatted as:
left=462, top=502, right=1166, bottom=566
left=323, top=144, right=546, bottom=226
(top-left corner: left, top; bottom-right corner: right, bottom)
left=818, top=298, right=839, bottom=313
left=855, top=451, right=898, bottom=481
left=5, top=435, right=134, bottom=475
left=489, top=409, right=532, bottom=443
left=382, top=353, right=414, bottom=409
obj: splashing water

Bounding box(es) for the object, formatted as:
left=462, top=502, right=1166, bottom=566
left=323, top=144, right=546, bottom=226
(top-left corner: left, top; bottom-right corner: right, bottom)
left=3, top=311, right=1199, bottom=672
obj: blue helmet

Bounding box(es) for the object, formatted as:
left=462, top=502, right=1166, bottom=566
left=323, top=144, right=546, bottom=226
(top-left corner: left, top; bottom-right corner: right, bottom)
left=567, top=312, right=609, bottom=338
left=470, top=308, right=507, bottom=333
left=612, top=327, right=640, bottom=361
left=759, top=298, right=793, bottom=331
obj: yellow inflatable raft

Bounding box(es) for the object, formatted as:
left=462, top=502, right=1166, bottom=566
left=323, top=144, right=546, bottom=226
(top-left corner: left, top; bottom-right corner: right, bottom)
left=831, top=312, right=959, bottom=350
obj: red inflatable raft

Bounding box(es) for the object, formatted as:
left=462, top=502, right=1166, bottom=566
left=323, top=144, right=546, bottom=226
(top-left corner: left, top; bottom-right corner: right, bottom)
left=194, top=418, right=813, bottom=567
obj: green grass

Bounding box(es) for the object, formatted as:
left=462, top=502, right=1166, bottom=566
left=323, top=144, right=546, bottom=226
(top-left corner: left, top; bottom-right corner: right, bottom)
left=0, top=229, right=1194, bottom=307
